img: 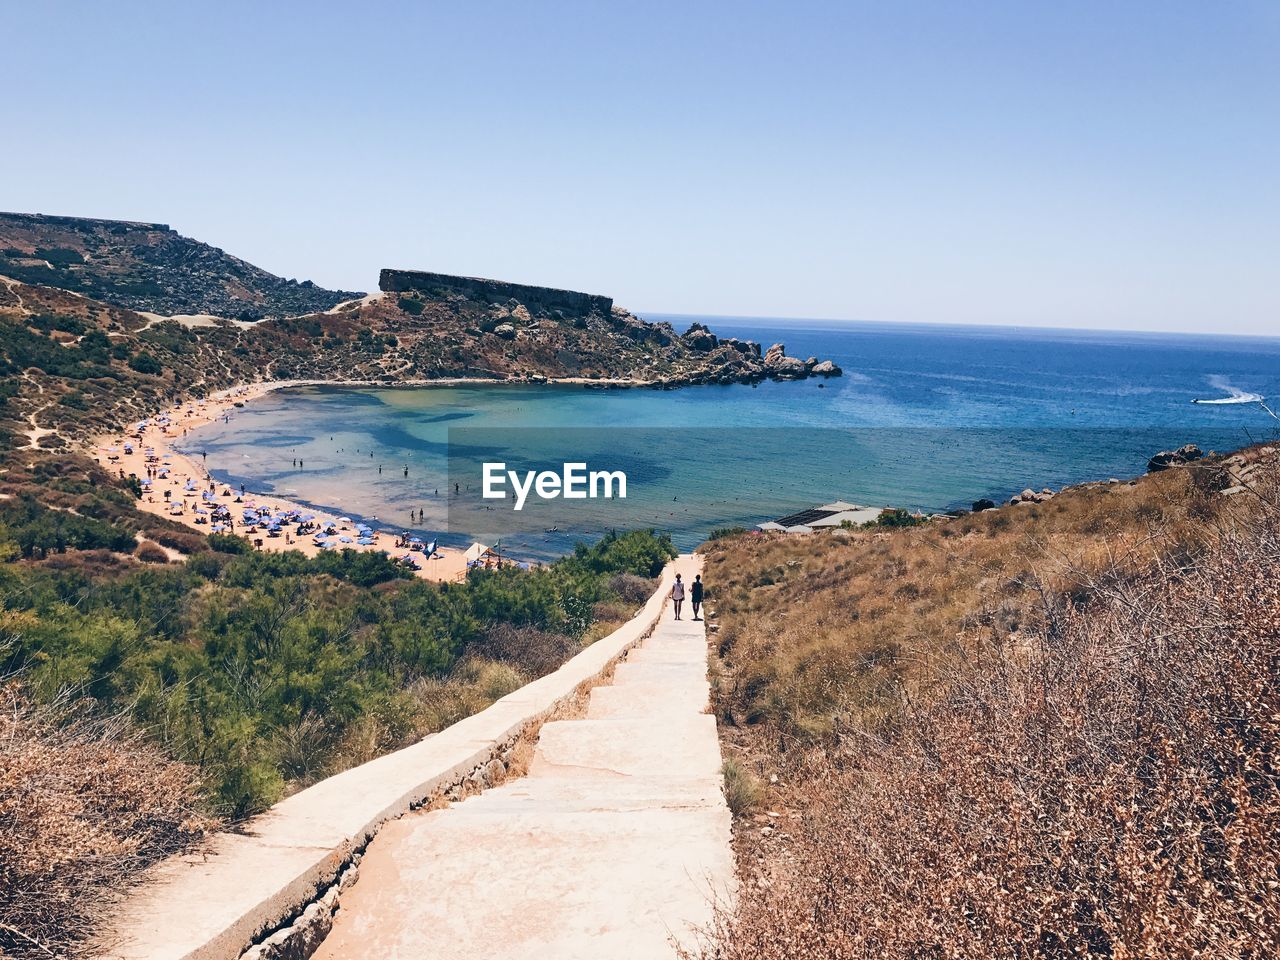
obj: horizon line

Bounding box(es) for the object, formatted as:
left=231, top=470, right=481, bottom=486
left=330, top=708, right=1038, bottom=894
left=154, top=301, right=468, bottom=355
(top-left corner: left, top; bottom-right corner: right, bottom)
left=636, top=310, right=1280, bottom=343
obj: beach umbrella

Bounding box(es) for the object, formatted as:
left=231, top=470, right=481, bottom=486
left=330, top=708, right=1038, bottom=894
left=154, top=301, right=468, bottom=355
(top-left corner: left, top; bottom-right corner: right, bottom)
left=425, top=539, right=437, bottom=555
left=338, top=536, right=353, bottom=543
left=195, top=508, right=209, bottom=515
left=357, top=537, right=375, bottom=546
left=338, top=516, right=352, bottom=524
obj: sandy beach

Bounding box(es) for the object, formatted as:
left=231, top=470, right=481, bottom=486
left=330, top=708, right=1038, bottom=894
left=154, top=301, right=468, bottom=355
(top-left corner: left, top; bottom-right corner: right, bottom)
left=90, top=381, right=475, bottom=582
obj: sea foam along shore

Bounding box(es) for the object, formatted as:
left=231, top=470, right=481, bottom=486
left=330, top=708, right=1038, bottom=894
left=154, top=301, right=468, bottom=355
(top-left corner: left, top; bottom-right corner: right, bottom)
left=87, top=380, right=485, bottom=581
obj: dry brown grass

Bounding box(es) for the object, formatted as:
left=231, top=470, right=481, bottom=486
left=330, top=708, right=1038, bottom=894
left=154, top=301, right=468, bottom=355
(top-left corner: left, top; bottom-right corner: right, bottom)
left=699, top=452, right=1280, bottom=958
left=0, top=683, right=212, bottom=959
left=704, top=468, right=1214, bottom=740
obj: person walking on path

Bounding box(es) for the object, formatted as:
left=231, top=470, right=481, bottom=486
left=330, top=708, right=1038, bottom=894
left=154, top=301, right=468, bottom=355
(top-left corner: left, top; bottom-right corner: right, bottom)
left=671, top=573, right=686, bottom=620
left=691, top=574, right=704, bottom=621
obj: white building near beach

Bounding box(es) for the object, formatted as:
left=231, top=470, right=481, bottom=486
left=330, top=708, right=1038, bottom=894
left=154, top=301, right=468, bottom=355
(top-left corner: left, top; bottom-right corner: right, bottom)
left=758, top=501, right=885, bottom=534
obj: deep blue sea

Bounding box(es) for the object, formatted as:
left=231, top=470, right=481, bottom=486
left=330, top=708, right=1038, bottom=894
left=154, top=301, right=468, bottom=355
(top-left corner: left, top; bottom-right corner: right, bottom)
left=182, top=316, right=1280, bottom=557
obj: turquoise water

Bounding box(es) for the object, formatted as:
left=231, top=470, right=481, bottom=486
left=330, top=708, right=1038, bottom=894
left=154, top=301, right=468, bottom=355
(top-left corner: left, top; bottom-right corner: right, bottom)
left=182, top=317, right=1280, bottom=556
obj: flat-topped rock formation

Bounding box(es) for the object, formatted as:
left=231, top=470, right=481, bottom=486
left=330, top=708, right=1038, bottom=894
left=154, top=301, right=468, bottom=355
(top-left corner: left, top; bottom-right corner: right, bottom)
left=380, top=268, right=614, bottom=320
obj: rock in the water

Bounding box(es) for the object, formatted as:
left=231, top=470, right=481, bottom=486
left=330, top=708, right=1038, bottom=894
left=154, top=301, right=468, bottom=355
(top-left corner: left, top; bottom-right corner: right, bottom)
left=768, top=356, right=807, bottom=379
left=811, top=359, right=842, bottom=377
left=764, top=342, right=787, bottom=366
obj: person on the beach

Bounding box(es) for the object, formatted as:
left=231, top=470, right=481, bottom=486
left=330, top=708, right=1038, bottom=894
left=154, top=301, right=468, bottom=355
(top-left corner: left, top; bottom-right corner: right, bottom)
left=691, top=574, right=704, bottom=621
left=671, top=573, right=686, bottom=620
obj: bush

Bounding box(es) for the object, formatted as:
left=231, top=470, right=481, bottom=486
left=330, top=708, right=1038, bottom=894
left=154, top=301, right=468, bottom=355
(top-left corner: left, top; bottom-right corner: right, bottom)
left=702, top=460, right=1280, bottom=959
left=606, top=571, right=655, bottom=605
left=468, top=622, right=578, bottom=676
left=148, top=527, right=209, bottom=555
left=869, top=507, right=926, bottom=528
left=127, top=351, right=163, bottom=375
left=707, top=526, right=747, bottom=541
left=0, top=495, right=136, bottom=558
left=720, top=758, right=762, bottom=816
left=134, top=541, right=169, bottom=563
left=0, top=684, right=210, bottom=959
left=208, top=532, right=252, bottom=554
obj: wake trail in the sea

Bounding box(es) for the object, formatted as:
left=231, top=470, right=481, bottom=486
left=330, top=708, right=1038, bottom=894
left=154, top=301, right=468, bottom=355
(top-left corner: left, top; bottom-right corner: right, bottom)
left=1192, top=375, right=1265, bottom=405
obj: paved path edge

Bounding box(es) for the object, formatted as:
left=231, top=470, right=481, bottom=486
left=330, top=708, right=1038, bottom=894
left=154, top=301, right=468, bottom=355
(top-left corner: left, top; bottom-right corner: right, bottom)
left=96, top=562, right=680, bottom=960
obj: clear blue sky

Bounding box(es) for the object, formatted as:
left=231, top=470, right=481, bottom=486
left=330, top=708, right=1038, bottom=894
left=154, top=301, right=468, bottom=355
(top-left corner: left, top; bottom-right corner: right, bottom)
left=3, top=1, right=1277, bottom=334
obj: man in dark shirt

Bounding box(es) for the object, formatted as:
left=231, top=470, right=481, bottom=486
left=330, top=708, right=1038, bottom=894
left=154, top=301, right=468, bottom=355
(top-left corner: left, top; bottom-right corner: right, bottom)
left=691, top=574, right=704, bottom=621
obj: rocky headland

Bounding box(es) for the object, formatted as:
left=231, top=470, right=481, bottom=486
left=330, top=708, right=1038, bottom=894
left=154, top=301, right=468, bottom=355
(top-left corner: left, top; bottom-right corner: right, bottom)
left=0, top=214, right=842, bottom=450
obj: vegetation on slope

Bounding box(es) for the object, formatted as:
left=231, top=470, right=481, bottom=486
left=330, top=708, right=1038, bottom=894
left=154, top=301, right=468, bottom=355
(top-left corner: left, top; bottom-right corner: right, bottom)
left=0, top=443, right=674, bottom=957
left=0, top=501, right=674, bottom=817
left=0, top=279, right=806, bottom=452
left=698, top=449, right=1279, bottom=958
left=0, top=212, right=360, bottom=319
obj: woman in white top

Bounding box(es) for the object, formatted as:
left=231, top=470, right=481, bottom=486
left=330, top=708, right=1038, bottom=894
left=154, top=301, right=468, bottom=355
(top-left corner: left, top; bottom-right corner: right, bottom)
left=670, top=573, right=686, bottom=620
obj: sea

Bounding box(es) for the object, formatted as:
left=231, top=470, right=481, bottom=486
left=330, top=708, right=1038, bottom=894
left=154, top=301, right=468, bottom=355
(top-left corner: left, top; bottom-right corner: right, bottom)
left=180, top=316, right=1280, bottom=558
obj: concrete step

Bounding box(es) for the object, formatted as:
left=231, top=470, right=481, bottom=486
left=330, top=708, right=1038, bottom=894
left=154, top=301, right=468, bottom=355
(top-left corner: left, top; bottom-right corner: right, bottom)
left=587, top=678, right=709, bottom=719
left=313, top=804, right=731, bottom=960
left=314, top=554, right=733, bottom=960
left=528, top=715, right=722, bottom=780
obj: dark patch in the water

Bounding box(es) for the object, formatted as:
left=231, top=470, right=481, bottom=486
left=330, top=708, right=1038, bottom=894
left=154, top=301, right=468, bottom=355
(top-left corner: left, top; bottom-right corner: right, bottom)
left=417, top=411, right=477, bottom=424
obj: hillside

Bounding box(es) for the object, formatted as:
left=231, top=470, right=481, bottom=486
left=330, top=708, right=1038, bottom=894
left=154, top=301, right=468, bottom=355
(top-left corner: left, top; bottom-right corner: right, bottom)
left=0, top=212, right=361, bottom=319
left=698, top=446, right=1280, bottom=957
left=0, top=223, right=840, bottom=450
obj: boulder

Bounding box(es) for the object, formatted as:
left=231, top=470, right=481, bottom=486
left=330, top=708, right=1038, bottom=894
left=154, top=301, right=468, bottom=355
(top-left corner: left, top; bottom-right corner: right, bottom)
left=811, top=360, right=842, bottom=377
left=683, top=322, right=719, bottom=351
left=972, top=498, right=996, bottom=512
left=493, top=323, right=517, bottom=340
left=767, top=356, right=807, bottom=379
left=1147, top=443, right=1204, bottom=472
left=763, top=342, right=786, bottom=366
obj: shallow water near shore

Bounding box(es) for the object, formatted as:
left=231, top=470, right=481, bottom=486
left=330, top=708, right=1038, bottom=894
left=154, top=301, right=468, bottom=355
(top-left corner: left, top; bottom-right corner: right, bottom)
left=181, top=317, right=1280, bottom=557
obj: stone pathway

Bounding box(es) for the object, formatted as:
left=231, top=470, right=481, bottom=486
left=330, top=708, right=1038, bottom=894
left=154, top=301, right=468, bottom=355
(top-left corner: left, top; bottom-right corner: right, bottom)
left=314, top=555, right=732, bottom=960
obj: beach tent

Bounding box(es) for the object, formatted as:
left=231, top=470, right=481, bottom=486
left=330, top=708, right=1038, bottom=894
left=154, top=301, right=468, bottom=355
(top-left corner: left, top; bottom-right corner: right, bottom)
left=463, top=542, right=490, bottom=563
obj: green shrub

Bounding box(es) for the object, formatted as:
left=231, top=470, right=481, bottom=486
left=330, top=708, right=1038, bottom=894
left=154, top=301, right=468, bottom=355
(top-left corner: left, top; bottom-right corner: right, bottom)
left=127, top=351, right=163, bottom=375
left=721, top=757, right=763, bottom=816
left=707, top=526, right=747, bottom=541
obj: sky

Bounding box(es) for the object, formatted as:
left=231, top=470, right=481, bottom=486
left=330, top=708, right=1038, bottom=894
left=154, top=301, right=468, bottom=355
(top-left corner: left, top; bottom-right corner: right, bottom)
left=3, top=1, right=1277, bottom=335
